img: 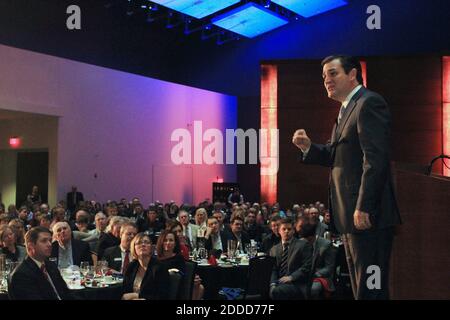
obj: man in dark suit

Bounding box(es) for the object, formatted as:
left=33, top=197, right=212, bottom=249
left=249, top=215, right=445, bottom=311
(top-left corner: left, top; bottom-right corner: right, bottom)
left=269, top=218, right=312, bottom=300
left=103, top=222, right=137, bottom=273
left=66, top=186, right=84, bottom=214
left=9, top=226, right=72, bottom=300
left=292, top=55, right=401, bottom=299
left=223, top=216, right=250, bottom=253
left=261, top=215, right=281, bottom=254
left=51, top=221, right=93, bottom=267
left=204, top=217, right=228, bottom=255
left=300, top=220, right=336, bottom=299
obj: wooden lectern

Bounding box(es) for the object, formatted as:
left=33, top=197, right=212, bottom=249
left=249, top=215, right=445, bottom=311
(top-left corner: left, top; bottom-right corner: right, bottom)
left=390, top=162, right=450, bottom=299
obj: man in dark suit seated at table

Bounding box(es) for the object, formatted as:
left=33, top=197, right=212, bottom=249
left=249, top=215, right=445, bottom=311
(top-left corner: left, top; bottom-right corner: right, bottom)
left=50, top=221, right=93, bottom=268
left=103, top=221, right=137, bottom=273
left=300, top=219, right=336, bottom=299
left=269, top=218, right=312, bottom=300
left=9, top=226, right=72, bottom=300
left=261, top=215, right=281, bottom=254
left=223, top=216, right=250, bottom=253
left=204, top=217, right=227, bottom=255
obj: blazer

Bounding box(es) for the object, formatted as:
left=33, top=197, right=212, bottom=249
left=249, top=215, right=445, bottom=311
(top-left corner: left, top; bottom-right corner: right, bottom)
left=205, top=231, right=228, bottom=253
left=51, top=238, right=93, bottom=266
left=122, top=258, right=170, bottom=300
left=222, top=230, right=251, bottom=252
left=8, top=257, right=71, bottom=300
left=270, top=237, right=312, bottom=284
left=95, top=232, right=120, bottom=259
left=66, top=191, right=84, bottom=211
left=302, top=87, right=401, bottom=234
left=103, top=245, right=124, bottom=272
left=311, top=237, right=336, bottom=290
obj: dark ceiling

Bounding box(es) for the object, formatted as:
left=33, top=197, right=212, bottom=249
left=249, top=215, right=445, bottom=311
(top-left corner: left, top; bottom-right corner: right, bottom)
left=1, top=0, right=449, bottom=97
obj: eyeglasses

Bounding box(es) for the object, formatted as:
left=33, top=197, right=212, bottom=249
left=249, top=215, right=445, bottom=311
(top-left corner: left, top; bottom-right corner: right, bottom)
left=135, top=241, right=151, bottom=246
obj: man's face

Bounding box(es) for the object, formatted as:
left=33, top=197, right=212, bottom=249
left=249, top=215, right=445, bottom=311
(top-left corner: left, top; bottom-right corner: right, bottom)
left=213, top=213, right=223, bottom=225
left=270, top=221, right=279, bottom=236
left=309, top=208, right=320, bottom=221
left=246, top=213, right=256, bottom=225
left=324, top=212, right=331, bottom=224
left=40, top=204, right=49, bottom=214
left=178, top=212, right=189, bottom=226
left=323, top=59, right=356, bottom=102
left=120, top=226, right=137, bottom=250
left=28, top=232, right=53, bottom=260
left=108, top=207, right=118, bottom=216
left=54, top=222, right=71, bottom=244
left=95, top=214, right=107, bottom=231
left=231, top=219, right=243, bottom=234
left=279, top=223, right=293, bottom=242
left=55, top=209, right=65, bottom=221
left=207, top=218, right=219, bottom=234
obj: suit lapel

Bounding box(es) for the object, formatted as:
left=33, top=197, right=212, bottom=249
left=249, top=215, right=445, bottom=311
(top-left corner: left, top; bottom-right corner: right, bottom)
left=334, top=87, right=365, bottom=142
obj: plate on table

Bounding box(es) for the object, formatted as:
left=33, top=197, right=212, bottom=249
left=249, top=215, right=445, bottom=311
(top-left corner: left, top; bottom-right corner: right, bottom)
left=84, top=281, right=109, bottom=288
left=68, top=284, right=85, bottom=290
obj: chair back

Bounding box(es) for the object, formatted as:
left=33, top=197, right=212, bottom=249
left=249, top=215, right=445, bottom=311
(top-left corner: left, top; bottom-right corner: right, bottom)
left=168, top=272, right=182, bottom=300
left=244, top=255, right=275, bottom=299
left=178, top=261, right=197, bottom=300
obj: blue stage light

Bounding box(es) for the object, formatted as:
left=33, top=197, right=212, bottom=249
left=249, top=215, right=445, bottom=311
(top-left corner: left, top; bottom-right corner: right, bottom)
left=149, top=0, right=240, bottom=19
left=211, top=2, right=288, bottom=38
left=271, top=0, right=347, bottom=18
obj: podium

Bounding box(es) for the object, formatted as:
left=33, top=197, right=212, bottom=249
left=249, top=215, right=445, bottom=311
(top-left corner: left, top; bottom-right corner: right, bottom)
left=390, top=162, right=450, bottom=299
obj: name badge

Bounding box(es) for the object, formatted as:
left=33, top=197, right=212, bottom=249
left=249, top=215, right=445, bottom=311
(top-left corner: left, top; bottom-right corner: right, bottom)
left=114, top=258, right=122, bottom=261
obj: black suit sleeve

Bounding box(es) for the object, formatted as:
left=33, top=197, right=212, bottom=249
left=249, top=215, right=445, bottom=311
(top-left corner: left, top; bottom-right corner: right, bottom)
left=290, top=242, right=313, bottom=283
left=9, top=271, right=46, bottom=300
left=78, top=240, right=93, bottom=265
left=315, top=245, right=337, bottom=279
left=356, top=96, right=391, bottom=215
left=302, top=143, right=333, bottom=167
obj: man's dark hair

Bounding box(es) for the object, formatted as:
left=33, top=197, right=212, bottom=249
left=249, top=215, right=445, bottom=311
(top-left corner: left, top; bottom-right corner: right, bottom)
left=270, top=215, right=281, bottom=223
left=279, top=217, right=293, bottom=226
left=321, top=55, right=363, bottom=85
left=299, top=222, right=316, bottom=238
left=25, top=226, right=51, bottom=245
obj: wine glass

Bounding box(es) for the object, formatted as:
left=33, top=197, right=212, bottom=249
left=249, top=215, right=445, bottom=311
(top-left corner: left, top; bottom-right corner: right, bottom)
left=97, top=260, right=108, bottom=279
left=80, top=261, right=90, bottom=278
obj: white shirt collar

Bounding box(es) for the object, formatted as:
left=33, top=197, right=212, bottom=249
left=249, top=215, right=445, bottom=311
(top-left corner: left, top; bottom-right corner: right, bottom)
left=342, top=84, right=363, bottom=108
left=30, top=256, right=44, bottom=269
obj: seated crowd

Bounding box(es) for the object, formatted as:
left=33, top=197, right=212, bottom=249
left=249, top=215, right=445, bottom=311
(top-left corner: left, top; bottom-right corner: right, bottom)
left=0, top=193, right=338, bottom=300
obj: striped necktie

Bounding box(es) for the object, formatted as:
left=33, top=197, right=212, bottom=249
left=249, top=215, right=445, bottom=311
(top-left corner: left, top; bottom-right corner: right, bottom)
left=280, top=243, right=289, bottom=277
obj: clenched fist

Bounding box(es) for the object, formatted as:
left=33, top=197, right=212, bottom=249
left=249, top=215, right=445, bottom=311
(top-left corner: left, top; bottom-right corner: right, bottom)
left=292, top=129, right=311, bottom=151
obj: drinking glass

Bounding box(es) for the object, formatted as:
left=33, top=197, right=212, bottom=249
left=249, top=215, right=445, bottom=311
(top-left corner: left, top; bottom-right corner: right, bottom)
left=80, top=261, right=90, bottom=278
left=97, top=260, right=108, bottom=278
left=227, top=240, right=237, bottom=260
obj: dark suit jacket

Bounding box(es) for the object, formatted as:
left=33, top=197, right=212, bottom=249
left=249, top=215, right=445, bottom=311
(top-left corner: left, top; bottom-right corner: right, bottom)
left=66, top=191, right=84, bottom=211
left=8, top=257, right=71, bottom=300
left=51, top=239, right=93, bottom=266
left=95, top=232, right=120, bottom=259
left=270, top=238, right=312, bottom=284
left=122, top=259, right=170, bottom=300
left=205, top=231, right=228, bottom=253
left=311, top=237, right=336, bottom=290
left=222, top=230, right=251, bottom=252
left=103, top=245, right=124, bottom=272
left=261, top=232, right=280, bottom=254
left=302, top=87, right=401, bottom=234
